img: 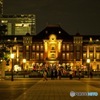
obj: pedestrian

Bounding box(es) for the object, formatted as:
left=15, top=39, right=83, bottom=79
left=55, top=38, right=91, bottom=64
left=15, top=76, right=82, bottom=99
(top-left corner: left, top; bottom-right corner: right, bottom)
left=57, top=68, right=62, bottom=80
left=55, top=68, right=57, bottom=79
left=69, top=70, right=73, bottom=80
left=90, top=70, right=93, bottom=78
left=43, top=70, right=48, bottom=81
left=51, top=69, right=54, bottom=80
left=78, top=71, right=81, bottom=80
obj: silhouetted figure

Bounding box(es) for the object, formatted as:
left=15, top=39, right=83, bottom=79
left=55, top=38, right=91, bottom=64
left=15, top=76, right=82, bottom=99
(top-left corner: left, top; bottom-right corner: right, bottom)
left=43, top=70, right=48, bottom=81
left=90, top=70, right=93, bottom=78
left=55, top=69, right=57, bottom=79
left=69, top=70, right=73, bottom=80
left=78, top=71, right=81, bottom=80
left=58, top=69, right=62, bottom=79
left=51, top=69, right=54, bottom=80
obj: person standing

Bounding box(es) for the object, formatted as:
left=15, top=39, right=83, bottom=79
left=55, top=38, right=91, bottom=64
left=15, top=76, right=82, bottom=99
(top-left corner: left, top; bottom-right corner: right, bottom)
left=90, top=70, right=93, bottom=78
left=57, top=68, right=62, bottom=80
left=43, top=70, right=48, bottom=81
left=69, top=70, right=73, bottom=80
left=51, top=69, right=54, bottom=80
left=78, top=71, right=81, bottom=80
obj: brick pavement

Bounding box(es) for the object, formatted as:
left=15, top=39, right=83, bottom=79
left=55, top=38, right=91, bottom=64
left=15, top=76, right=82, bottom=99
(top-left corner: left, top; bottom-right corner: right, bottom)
left=15, top=78, right=100, bottom=100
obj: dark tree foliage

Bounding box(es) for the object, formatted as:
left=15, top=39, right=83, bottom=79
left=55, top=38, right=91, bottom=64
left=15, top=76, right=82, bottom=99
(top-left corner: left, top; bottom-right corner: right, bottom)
left=0, top=24, right=10, bottom=65
left=0, top=24, right=7, bottom=35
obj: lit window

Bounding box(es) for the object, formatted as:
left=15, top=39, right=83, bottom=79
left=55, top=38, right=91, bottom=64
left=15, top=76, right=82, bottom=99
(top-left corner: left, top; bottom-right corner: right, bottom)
left=36, top=45, right=39, bottom=50
left=62, top=53, right=65, bottom=59
left=63, top=44, right=65, bottom=51
left=51, top=54, right=55, bottom=58
left=40, top=53, right=43, bottom=59
left=40, top=45, right=43, bottom=51
left=32, top=45, right=35, bottom=50
left=26, top=46, right=29, bottom=50
left=32, top=53, right=35, bottom=59
left=90, top=53, right=93, bottom=59
left=13, top=46, right=16, bottom=50
left=36, top=53, right=39, bottom=59
left=66, top=53, right=69, bottom=60
left=66, top=44, right=69, bottom=51
left=96, top=53, right=100, bottom=59
left=83, top=53, right=86, bottom=59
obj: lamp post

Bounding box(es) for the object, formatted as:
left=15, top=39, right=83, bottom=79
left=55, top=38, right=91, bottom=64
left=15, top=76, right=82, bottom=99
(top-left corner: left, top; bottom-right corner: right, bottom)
left=87, top=58, right=90, bottom=78
left=23, top=59, right=26, bottom=78
left=11, top=53, right=14, bottom=81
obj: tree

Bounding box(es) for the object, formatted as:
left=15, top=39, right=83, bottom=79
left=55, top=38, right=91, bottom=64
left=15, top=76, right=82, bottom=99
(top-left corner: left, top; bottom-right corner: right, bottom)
left=0, top=24, right=7, bottom=36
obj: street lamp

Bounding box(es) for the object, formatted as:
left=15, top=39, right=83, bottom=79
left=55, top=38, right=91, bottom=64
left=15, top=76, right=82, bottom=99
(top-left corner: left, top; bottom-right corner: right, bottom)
left=87, top=58, right=90, bottom=78
left=11, top=53, right=14, bottom=81
left=23, top=59, right=26, bottom=78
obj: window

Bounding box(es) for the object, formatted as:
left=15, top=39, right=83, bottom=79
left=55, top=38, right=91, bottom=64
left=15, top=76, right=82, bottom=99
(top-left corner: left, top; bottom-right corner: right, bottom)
left=40, top=53, right=43, bottom=59
left=97, top=65, right=100, bottom=70
left=90, top=53, right=93, bottom=59
left=51, top=47, right=55, bottom=50
left=66, top=44, right=69, bottom=51
left=96, top=47, right=100, bottom=52
left=19, top=52, right=23, bottom=59
left=36, top=45, right=39, bottom=51
left=76, top=46, right=80, bottom=51
left=13, top=46, right=16, bottom=50
left=66, top=53, right=69, bottom=60
left=62, top=44, right=65, bottom=51
left=51, top=54, right=55, bottom=58
left=32, top=52, right=35, bottom=59
left=26, top=52, right=29, bottom=59
left=76, top=52, right=80, bottom=60
left=40, top=45, right=43, bottom=51
left=83, top=53, right=86, bottom=59
left=70, top=53, right=73, bottom=60
left=26, top=46, right=29, bottom=50
left=89, top=47, right=94, bottom=51
left=70, top=44, right=73, bottom=51
left=62, top=53, right=65, bottom=60
left=96, top=53, right=100, bottom=59
left=32, top=44, right=35, bottom=50
left=83, top=46, right=87, bottom=51
left=36, top=53, right=39, bottom=60
left=19, top=46, right=23, bottom=51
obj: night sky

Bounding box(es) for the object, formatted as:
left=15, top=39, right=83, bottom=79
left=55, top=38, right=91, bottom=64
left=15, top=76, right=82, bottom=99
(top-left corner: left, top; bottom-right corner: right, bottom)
left=3, top=0, right=100, bottom=35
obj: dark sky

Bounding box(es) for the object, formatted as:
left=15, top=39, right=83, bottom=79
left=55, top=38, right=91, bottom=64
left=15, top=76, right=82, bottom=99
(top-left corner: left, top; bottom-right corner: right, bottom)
left=3, top=0, right=100, bottom=35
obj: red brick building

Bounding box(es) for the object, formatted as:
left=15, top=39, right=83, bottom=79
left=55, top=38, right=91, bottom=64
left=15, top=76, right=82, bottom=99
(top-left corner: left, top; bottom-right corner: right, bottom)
left=1, top=25, right=100, bottom=71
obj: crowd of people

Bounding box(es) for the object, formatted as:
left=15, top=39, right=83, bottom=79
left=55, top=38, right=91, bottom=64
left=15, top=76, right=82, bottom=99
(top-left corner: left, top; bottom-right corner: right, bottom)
left=43, top=67, right=62, bottom=81
left=42, top=67, right=94, bottom=81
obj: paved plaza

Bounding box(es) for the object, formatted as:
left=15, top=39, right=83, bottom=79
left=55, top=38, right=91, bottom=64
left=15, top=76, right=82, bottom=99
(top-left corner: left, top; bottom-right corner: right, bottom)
left=0, top=78, right=100, bottom=100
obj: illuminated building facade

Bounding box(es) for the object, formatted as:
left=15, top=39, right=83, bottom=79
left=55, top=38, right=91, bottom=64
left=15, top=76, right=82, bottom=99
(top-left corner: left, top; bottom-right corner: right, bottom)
left=0, top=14, right=36, bottom=35
left=0, top=25, right=100, bottom=71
